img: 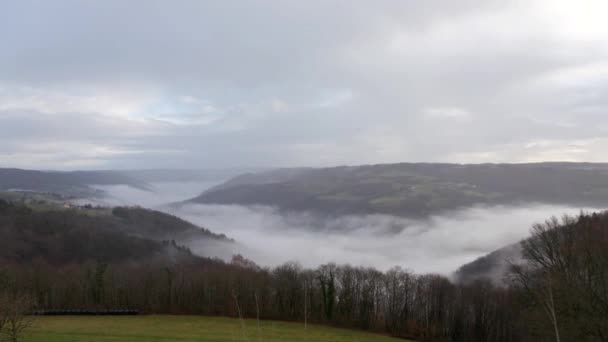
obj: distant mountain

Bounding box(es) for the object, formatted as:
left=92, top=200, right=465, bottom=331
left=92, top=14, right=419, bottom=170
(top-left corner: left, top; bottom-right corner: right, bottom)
left=189, top=162, right=608, bottom=218
left=0, top=168, right=148, bottom=197
left=0, top=167, right=264, bottom=200
left=0, top=198, right=232, bottom=265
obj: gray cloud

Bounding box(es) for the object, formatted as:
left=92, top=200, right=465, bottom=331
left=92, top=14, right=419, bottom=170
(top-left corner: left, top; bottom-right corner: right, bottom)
left=1, top=0, right=608, bottom=169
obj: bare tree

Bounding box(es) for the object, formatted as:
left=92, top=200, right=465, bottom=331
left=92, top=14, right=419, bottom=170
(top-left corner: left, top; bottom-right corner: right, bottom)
left=0, top=293, right=7, bottom=338
left=509, top=213, right=608, bottom=342
left=510, top=218, right=567, bottom=342
left=511, top=265, right=561, bottom=342
left=232, top=291, right=249, bottom=342
left=1, top=293, right=36, bottom=342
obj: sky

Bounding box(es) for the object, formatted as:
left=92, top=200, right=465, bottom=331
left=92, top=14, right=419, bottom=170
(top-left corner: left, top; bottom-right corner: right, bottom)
left=1, top=0, right=608, bottom=170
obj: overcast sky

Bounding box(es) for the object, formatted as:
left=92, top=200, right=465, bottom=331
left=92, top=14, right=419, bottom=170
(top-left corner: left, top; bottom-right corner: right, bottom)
left=1, top=0, right=608, bottom=170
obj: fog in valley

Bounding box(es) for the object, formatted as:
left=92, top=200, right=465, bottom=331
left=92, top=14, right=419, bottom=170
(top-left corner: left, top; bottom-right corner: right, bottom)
left=85, top=181, right=220, bottom=207
left=4, top=1, right=608, bottom=339
left=94, top=182, right=597, bottom=274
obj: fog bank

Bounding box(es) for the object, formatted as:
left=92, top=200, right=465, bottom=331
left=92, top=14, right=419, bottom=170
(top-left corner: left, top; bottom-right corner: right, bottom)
left=85, top=181, right=219, bottom=208
left=168, top=203, right=597, bottom=274
left=92, top=182, right=600, bottom=274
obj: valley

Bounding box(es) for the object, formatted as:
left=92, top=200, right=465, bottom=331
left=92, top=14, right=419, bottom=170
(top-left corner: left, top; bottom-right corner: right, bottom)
left=0, top=164, right=606, bottom=341
left=4, top=3, right=608, bottom=339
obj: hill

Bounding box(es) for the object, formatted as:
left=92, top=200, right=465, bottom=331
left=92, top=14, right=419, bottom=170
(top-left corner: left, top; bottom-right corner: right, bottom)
left=453, top=210, right=608, bottom=285
left=0, top=199, right=230, bottom=265
left=190, top=162, right=608, bottom=218
left=119, top=168, right=263, bottom=183
left=452, top=242, right=522, bottom=285
left=0, top=168, right=149, bottom=198
left=110, top=206, right=231, bottom=242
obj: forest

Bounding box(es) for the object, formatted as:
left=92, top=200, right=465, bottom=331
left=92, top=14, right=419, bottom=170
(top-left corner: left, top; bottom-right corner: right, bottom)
left=0, top=198, right=606, bottom=341
left=191, top=163, right=608, bottom=219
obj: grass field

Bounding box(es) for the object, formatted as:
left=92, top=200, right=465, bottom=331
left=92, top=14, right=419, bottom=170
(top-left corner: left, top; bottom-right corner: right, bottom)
left=27, top=315, right=409, bottom=342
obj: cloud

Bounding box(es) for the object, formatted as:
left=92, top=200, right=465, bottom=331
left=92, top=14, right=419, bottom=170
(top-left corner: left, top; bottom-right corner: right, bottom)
left=0, top=83, right=157, bottom=118
left=1, top=1, right=608, bottom=169
left=424, top=107, right=472, bottom=121
left=446, top=137, right=608, bottom=164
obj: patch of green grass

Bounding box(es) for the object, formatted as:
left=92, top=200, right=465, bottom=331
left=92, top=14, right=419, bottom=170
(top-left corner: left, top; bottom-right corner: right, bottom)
left=27, top=315, right=408, bottom=342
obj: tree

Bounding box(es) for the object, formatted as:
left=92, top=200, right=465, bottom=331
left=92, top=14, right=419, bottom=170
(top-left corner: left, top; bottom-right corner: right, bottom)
left=0, top=293, right=7, bottom=337
left=511, top=213, right=608, bottom=342
left=0, top=293, right=36, bottom=342
left=317, top=264, right=336, bottom=321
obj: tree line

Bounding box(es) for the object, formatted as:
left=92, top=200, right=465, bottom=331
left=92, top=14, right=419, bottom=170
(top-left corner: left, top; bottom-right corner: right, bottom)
left=0, top=207, right=607, bottom=341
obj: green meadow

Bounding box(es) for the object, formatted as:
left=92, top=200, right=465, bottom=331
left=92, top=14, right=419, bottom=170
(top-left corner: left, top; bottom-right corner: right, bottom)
left=27, top=315, right=408, bottom=342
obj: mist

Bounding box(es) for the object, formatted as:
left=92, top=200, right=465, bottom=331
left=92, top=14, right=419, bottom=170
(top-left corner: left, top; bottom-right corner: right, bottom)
left=82, top=181, right=219, bottom=208
left=86, top=181, right=597, bottom=274
left=169, top=203, right=598, bottom=274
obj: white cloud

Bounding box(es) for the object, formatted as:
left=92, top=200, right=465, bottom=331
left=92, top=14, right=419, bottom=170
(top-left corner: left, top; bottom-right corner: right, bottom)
left=424, top=107, right=472, bottom=120
left=0, top=83, right=158, bottom=118
left=314, top=89, right=354, bottom=108
left=446, top=138, right=608, bottom=164
left=270, top=98, right=289, bottom=113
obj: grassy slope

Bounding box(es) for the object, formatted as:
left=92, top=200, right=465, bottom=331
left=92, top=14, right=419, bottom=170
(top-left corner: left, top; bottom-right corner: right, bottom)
left=28, top=315, right=407, bottom=342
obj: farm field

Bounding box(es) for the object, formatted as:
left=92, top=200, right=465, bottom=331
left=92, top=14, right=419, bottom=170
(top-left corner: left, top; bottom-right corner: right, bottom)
left=27, top=315, right=409, bottom=342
